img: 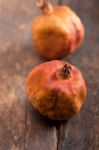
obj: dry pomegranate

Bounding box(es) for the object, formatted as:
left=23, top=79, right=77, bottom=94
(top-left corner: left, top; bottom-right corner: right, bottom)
left=32, top=0, right=85, bottom=59
left=26, top=60, right=87, bottom=120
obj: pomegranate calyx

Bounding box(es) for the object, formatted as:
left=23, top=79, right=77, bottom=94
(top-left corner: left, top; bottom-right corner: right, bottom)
left=36, top=0, right=53, bottom=14
left=60, top=64, right=72, bottom=79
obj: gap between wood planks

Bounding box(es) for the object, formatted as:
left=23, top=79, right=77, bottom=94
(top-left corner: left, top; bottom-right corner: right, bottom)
left=56, top=122, right=66, bottom=150
left=55, top=1, right=65, bottom=150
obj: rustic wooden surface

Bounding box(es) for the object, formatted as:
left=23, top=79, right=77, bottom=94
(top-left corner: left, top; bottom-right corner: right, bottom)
left=0, top=0, right=99, bottom=150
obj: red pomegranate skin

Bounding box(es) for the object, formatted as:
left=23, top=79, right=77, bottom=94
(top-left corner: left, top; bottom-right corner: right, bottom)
left=32, top=3, right=85, bottom=59
left=26, top=60, right=87, bottom=120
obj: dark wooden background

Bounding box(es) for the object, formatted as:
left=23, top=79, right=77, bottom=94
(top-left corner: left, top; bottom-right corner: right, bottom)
left=0, top=0, right=99, bottom=150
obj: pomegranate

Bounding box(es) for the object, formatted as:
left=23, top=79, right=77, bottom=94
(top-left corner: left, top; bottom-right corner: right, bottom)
left=32, top=0, right=85, bottom=59
left=26, top=60, right=87, bottom=120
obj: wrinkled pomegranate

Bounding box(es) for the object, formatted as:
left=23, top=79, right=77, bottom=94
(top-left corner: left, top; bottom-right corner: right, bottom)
left=26, top=60, right=87, bottom=120
left=32, top=0, right=85, bottom=59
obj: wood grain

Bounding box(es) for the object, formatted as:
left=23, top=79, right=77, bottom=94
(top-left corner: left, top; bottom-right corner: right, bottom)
left=0, top=0, right=58, bottom=150
left=58, top=0, right=99, bottom=150
left=0, top=0, right=99, bottom=150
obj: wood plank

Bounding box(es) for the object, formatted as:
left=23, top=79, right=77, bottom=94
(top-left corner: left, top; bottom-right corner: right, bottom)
left=58, top=0, right=99, bottom=150
left=0, top=0, right=59, bottom=25
left=0, top=0, right=59, bottom=150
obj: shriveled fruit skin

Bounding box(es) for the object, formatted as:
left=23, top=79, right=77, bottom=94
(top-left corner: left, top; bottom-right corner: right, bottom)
left=26, top=60, right=87, bottom=120
left=32, top=6, right=85, bottom=59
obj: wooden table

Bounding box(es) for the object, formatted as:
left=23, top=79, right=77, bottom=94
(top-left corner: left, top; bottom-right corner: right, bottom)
left=0, top=0, right=99, bottom=150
